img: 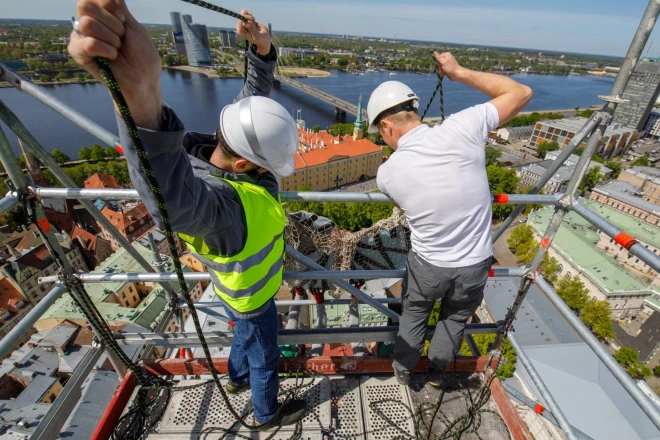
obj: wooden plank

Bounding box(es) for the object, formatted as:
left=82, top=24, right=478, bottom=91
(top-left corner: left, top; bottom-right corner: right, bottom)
left=140, top=355, right=498, bottom=376
left=489, top=376, right=534, bottom=440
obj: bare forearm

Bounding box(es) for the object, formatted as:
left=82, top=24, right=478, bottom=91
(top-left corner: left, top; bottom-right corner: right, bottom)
left=454, top=67, right=532, bottom=124
left=455, top=68, right=527, bottom=99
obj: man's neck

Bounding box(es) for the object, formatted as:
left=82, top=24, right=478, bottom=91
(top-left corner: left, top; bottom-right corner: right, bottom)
left=394, top=120, right=424, bottom=147
left=210, top=147, right=236, bottom=173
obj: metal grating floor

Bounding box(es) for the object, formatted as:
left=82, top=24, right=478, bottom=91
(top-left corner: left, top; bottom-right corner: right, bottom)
left=148, top=374, right=510, bottom=439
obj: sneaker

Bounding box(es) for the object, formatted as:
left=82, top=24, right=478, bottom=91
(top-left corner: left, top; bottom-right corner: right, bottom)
left=392, top=362, right=412, bottom=386
left=255, top=399, right=307, bottom=430
left=428, top=367, right=458, bottom=391
left=226, top=381, right=250, bottom=395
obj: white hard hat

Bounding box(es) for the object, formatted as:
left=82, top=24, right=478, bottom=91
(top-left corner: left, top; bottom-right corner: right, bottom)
left=366, top=81, right=419, bottom=133
left=220, top=96, right=298, bottom=177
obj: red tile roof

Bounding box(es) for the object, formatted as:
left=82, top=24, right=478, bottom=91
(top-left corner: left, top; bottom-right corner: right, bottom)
left=84, top=173, right=120, bottom=189
left=16, top=244, right=52, bottom=269
left=0, top=279, right=27, bottom=314
left=71, top=226, right=98, bottom=252
left=101, top=204, right=150, bottom=232
left=294, top=129, right=381, bottom=169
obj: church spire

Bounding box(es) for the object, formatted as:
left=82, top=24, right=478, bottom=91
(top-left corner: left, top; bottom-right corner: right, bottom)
left=18, top=138, right=48, bottom=187
left=353, top=94, right=364, bottom=140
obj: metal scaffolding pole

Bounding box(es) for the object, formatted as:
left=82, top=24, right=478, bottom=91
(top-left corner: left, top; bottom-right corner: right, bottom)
left=0, top=125, right=129, bottom=376
left=0, top=102, right=168, bottom=294
left=571, top=201, right=660, bottom=273
left=509, top=334, right=578, bottom=440
left=492, top=113, right=602, bottom=243
left=494, top=0, right=660, bottom=351
left=285, top=245, right=401, bottom=322
left=535, top=276, right=660, bottom=430
left=502, top=381, right=592, bottom=440
left=0, top=62, right=119, bottom=148
left=37, top=267, right=525, bottom=284
left=0, top=284, right=67, bottom=359
left=116, top=322, right=500, bottom=347
left=0, top=194, right=18, bottom=215
left=30, top=187, right=561, bottom=205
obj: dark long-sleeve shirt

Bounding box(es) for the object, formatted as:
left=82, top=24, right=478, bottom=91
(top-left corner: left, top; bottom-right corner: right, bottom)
left=117, top=44, right=279, bottom=262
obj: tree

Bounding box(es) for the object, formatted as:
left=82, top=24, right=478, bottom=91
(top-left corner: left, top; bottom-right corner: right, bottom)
left=85, top=73, right=94, bottom=80
left=556, top=275, right=589, bottom=313
left=653, top=365, right=660, bottom=377
left=579, top=166, right=604, bottom=193
left=367, top=131, right=384, bottom=145
left=606, top=160, right=622, bottom=179
left=507, top=224, right=534, bottom=250
left=77, top=72, right=85, bottom=80
left=487, top=165, right=519, bottom=221
left=485, top=146, right=502, bottom=167
left=78, top=146, right=91, bottom=160
left=540, top=255, right=561, bottom=285
left=516, top=239, right=539, bottom=264
left=104, top=146, right=120, bottom=159
left=536, top=140, right=560, bottom=159
left=631, top=155, right=650, bottom=167
left=90, top=145, right=106, bottom=161
left=50, top=148, right=70, bottom=164
left=176, top=55, right=188, bottom=65
left=53, top=72, right=67, bottom=81
left=162, top=54, right=175, bottom=66
left=312, top=125, right=320, bottom=133
left=615, top=347, right=652, bottom=380
left=580, top=300, right=615, bottom=340
left=459, top=334, right=517, bottom=380
left=39, top=74, right=52, bottom=82
left=383, top=146, right=394, bottom=158
left=574, top=105, right=580, bottom=111
left=327, top=123, right=355, bottom=136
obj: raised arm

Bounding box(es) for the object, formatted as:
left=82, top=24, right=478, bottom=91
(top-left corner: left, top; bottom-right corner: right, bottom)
left=233, top=11, right=278, bottom=102
left=435, top=52, right=532, bottom=125
left=67, top=1, right=268, bottom=252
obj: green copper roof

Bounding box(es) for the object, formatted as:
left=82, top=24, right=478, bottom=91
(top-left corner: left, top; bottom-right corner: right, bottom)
left=528, top=201, right=660, bottom=297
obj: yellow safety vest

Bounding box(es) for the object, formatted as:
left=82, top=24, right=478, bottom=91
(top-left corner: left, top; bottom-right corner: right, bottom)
left=178, top=178, right=286, bottom=313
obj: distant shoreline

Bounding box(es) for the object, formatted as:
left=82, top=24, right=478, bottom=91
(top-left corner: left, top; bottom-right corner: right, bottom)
left=0, top=78, right=100, bottom=88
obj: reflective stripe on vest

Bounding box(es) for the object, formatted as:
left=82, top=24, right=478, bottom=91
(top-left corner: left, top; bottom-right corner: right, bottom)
left=178, top=178, right=286, bottom=313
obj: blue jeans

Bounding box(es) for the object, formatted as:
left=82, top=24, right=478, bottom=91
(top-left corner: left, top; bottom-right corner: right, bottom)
left=224, top=300, right=280, bottom=424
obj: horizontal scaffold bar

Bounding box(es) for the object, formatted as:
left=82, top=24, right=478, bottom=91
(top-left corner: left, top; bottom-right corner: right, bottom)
left=37, top=267, right=525, bottom=284
left=141, top=355, right=500, bottom=376
left=571, top=201, right=660, bottom=273
left=117, top=323, right=501, bottom=348
left=30, top=187, right=561, bottom=205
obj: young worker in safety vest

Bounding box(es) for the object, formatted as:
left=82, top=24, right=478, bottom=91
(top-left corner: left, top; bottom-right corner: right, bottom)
left=68, top=0, right=306, bottom=429
left=367, top=52, right=532, bottom=387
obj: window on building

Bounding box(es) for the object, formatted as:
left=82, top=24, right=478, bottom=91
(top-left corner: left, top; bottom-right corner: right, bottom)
left=129, top=286, right=133, bottom=293
left=122, top=292, right=126, bottom=298
left=133, top=296, right=138, bottom=303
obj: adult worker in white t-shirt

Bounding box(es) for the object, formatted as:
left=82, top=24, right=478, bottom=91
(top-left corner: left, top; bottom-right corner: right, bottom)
left=368, top=52, right=532, bottom=387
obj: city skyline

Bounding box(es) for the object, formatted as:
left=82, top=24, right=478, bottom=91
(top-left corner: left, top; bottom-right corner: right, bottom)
left=2, top=0, right=660, bottom=57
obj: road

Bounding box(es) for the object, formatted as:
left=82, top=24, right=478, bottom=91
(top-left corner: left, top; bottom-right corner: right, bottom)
left=492, top=215, right=526, bottom=266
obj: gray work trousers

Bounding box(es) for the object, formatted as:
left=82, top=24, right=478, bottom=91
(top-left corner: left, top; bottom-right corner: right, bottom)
left=392, top=252, right=491, bottom=372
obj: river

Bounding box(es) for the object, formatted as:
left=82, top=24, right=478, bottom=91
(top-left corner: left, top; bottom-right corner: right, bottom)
left=0, top=69, right=615, bottom=158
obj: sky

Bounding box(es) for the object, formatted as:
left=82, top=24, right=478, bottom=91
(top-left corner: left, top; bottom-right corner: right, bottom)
left=3, top=0, right=660, bottom=57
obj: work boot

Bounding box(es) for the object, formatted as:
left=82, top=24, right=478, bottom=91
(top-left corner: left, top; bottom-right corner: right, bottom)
left=255, top=399, right=307, bottom=430
left=225, top=381, right=250, bottom=395
left=428, top=366, right=458, bottom=391
left=392, top=362, right=412, bottom=386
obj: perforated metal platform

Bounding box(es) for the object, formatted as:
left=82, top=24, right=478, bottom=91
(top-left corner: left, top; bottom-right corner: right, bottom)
left=151, top=377, right=331, bottom=439
left=147, top=374, right=509, bottom=439
left=148, top=376, right=415, bottom=439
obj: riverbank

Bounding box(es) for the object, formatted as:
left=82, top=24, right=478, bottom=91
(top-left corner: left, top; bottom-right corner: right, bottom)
left=166, top=65, right=221, bottom=79
left=278, top=67, right=331, bottom=78
left=0, top=78, right=100, bottom=88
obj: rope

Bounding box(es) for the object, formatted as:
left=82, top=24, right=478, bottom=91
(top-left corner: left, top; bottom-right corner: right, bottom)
left=91, top=2, right=306, bottom=437
left=421, top=71, right=444, bottom=123
left=369, top=361, right=511, bottom=440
